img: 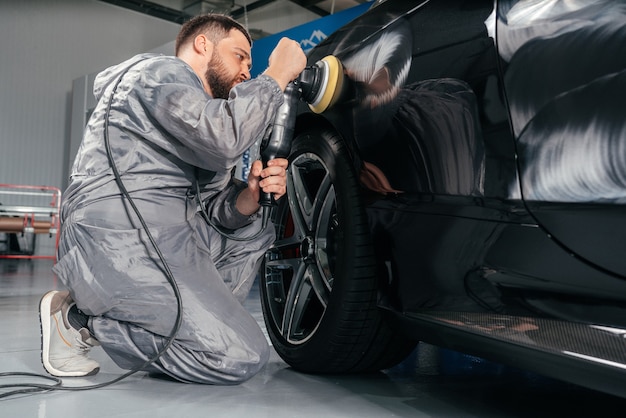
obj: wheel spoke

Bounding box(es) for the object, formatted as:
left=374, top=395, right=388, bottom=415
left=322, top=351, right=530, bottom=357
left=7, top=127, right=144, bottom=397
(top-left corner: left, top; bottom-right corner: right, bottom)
left=288, top=155, right=332, bottom=234
left=281, top=263, right=332, bottom=342
left=307, top=262, right=330, bottom=309
left=287, top=160, right=310, bottom=237
left=281, top=262, right=310, bottom=339
left=313, top=184, right=336, bottom=290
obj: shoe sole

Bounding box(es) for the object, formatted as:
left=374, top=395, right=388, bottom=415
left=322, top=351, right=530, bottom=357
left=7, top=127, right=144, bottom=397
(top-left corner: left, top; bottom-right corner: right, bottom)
left=39, top=290, right=100, bottom=377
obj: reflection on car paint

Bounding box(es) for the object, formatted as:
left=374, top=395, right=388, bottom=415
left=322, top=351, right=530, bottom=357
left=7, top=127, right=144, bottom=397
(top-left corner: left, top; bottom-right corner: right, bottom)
left=498, top=0, right=626, bottom=202
left=320, top=6, right=494, bottom=196
left=262, top=0, right=626, bottom=399
left=341, top=29, right=411, bottom=109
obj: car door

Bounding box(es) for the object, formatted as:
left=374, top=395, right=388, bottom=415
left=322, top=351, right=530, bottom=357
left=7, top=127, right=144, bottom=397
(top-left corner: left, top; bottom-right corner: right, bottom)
left=498, top=0, right=626, bottom=278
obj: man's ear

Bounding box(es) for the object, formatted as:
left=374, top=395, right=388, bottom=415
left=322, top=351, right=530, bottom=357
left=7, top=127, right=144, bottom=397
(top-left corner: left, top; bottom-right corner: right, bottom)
left=194, top=34, right=213, bottom=57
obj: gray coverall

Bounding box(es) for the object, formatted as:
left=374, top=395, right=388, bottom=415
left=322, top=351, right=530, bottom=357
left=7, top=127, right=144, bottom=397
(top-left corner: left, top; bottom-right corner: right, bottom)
left=52, top=53, right=283, bottom=384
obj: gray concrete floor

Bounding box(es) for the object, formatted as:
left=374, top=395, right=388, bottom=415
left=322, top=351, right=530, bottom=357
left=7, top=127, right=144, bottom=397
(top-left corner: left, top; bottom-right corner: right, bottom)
left=1, top=258, right=625, bottom=417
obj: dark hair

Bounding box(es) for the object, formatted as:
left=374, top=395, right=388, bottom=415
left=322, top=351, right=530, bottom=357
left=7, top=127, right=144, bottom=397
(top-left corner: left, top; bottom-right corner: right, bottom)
left=175, top=14, right=252, bottom=56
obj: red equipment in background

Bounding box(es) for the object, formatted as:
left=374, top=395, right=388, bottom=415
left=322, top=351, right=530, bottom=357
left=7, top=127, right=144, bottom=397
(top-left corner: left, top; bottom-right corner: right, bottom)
left=0, top=183, right=61, bottom=260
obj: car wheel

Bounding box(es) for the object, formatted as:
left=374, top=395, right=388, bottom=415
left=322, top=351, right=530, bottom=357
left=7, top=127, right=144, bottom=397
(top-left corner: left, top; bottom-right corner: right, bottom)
left=260, top=127, right=416, bottom=373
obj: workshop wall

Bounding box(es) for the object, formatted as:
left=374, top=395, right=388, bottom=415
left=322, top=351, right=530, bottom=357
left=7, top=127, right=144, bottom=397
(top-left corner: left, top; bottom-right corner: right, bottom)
left=0, top=0, right=179, bottom=256
left=0, top=0, right=180, bottom=192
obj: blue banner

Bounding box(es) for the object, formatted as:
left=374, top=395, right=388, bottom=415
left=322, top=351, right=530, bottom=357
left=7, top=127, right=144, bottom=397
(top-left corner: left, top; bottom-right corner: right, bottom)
left=250, top=2, right=372, bottom=77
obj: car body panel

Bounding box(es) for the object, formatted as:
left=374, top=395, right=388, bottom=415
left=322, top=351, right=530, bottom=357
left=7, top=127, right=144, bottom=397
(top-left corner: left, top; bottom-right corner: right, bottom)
left=275, top=0, right=626, bottom=398
left=298, top=0, right=626, bottom=298
left=497, top=0, right=626, bottom=278
left=306, top=0, right=513, bottom=199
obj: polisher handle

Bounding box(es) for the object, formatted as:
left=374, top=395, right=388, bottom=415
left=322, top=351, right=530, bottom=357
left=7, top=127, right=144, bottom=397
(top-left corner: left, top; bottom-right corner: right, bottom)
left=259, top=81, right=301, bottom=207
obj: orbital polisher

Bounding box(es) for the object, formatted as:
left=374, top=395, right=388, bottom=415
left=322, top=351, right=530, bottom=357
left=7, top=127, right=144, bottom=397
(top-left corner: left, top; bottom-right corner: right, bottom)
left=259, top=55, right=345, bottom=210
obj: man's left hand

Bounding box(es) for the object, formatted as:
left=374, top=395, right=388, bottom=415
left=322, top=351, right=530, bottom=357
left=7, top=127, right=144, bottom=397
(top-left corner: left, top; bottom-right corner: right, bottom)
left=236, top=158, right=288, bottom=216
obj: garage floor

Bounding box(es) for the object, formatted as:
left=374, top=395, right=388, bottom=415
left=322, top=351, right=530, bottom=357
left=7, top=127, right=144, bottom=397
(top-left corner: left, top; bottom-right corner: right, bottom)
left=1, top=258, right=625, bottom=417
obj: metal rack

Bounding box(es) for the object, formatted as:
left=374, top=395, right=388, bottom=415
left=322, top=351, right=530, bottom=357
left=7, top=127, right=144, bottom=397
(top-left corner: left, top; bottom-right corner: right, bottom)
left=0, top=183, right=61, bottom=260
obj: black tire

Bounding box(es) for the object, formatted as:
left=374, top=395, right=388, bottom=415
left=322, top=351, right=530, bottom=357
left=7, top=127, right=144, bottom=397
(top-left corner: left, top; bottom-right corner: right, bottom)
left=260, top=127, right=416, bottom=374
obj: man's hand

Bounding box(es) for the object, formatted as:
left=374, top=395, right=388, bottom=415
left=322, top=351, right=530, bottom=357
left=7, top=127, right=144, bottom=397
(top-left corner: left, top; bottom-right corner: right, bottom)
left=263, top=38, right=307, bottom=91
left=236, top=158, right=289, bottom=216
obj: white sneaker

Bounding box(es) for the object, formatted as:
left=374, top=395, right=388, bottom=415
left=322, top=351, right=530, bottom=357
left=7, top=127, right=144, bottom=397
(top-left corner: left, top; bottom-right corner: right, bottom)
left=40, top=290, right=100, bottom=377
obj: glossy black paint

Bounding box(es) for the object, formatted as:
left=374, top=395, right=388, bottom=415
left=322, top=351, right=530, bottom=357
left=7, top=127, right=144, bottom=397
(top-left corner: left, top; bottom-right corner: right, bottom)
left=498, top=0, right=626, bottom=280
left=307, top=0, right=511, bottom=198
left=286, top=0, right=626, bottom=397
left=296, top=0, right=626, bottom=313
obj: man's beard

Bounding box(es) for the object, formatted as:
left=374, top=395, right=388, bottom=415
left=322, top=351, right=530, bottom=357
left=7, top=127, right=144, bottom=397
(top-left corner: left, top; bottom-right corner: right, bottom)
left=204, top=52, right=238, bottom=99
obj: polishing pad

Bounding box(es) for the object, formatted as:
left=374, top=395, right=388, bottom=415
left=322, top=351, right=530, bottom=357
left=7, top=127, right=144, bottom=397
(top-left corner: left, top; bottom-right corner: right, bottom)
left=308, top=55, right=344, bottom=114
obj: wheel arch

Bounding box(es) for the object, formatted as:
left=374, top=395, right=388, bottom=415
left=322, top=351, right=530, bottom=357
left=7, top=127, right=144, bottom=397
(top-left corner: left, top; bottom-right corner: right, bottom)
left=294, top=112, right=364, bottom=176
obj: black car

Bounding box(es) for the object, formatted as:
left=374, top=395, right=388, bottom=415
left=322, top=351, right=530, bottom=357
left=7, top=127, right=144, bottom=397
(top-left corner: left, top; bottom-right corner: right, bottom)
left=258, top=0, right=626, bottom=399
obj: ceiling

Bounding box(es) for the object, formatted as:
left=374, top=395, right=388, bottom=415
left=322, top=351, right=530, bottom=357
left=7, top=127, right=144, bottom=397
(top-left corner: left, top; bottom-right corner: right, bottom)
left=97, top=0, right=367, bottom=32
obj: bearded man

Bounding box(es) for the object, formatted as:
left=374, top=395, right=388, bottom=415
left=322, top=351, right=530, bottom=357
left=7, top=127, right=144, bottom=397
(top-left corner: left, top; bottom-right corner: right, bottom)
left=39, top=14, right=306, bottom=385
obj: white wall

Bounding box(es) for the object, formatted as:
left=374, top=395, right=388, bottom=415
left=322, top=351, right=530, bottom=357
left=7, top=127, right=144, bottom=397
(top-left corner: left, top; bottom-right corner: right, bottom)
left=0, top=0, right=316, bottom=255
left=0, top=0, right=180, bottom=255
left=0, top=0, right=181, bottom=191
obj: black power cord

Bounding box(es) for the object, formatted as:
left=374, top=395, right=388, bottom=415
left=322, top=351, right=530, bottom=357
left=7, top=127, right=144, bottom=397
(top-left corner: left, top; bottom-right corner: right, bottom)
left=1, top=58, right=182, bottom=399
left=0, top=57, right=275, bottom=400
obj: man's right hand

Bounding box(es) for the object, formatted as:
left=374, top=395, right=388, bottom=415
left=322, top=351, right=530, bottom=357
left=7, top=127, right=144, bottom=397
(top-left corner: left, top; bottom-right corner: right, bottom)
left=263, top=37, right=307, bottom=91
